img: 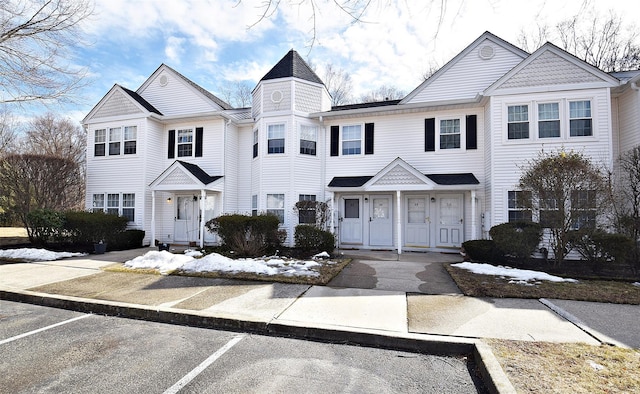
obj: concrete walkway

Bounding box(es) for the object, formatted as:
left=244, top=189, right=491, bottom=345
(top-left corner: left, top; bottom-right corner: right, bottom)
left=2, top=247, right=639, bottom=393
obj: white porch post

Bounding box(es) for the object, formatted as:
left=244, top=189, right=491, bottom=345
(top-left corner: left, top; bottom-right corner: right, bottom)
left=471, top=190, right=477, bottom=240
left=330, top=192, right=335, bottom=234
left=150, top=190, right=156, bottom=248
left=396, top=190, right=402, bottom=255
left=199, top=189, right=206, bottom=248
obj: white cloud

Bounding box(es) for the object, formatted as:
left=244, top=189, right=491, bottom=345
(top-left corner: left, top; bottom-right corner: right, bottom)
left=164, top=36, right=186, bottom=63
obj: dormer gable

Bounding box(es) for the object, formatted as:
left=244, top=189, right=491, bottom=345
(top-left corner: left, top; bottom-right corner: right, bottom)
left=401, top=31, right=528, bottom=105
left=484, top=42, right=620, bottom=95
left=83, top=84, right=161, bottom=124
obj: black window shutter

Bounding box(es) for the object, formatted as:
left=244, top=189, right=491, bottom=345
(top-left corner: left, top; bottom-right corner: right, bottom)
left=466, top=115, right=477, bottom=150
left=195, top=127, right=203, bottom=157
left=330, top=126, right=339, bottom=156
left=168, top=129, right=175, bottom=159
left=425, top=118, right=435, bottom=152
left=364, top=123, right=374, bottom=155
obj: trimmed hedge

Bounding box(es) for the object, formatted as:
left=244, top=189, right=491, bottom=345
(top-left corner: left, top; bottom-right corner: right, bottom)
left=461, top=239, right=497, bottom=263
left=25, top=208, right=65, bottom=245
left=570, top=230, right=634, bottom=273
left=63, top=210, right=128, bottom=245
left=109, top=229, right=146, bottom=251
left=489, top=221, right=542, bottom=263
left=294, top=225, right=335, bottom=255
left=205, top=214, right=285, bottom=257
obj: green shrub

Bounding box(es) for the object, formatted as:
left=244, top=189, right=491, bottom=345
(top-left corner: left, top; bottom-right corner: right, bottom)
left=570, top=230, right=634, bottom=273
left=489, top=221, right=542, bottom=264
left=461, top=239, right=497, bottom=262
left=109, top=229, right=146, bottom=250
left=63, top=210, right=128, bottom=246
left=25, top=208, right=65, bottom=246
left=294, top=225, right=335, bottom=255
left=206, top=214, right=283, bottom=257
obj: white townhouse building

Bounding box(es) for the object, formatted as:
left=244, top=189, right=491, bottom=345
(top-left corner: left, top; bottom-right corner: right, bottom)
left=83, top=31, right=640, bottom=253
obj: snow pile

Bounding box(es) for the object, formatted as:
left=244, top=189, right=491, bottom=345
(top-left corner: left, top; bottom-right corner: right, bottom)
left=633, top=282, right=640, bottom=288
left=124, top=250, right=327, bottom=277
left=313, top=251, right=330, bottom=259
left=0, top=248, right=85, bottom=262
left=184, top=249, right=203, bottom=258
left=451, top=262, right=578, bottom=284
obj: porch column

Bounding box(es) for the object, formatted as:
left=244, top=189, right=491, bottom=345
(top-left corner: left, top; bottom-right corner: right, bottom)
left=330, top=192, right=335, bottom=234
left=471, top=190, right=477, bottom=240
left=396, top=190, right=402, bottom=255
left=199, top=189, right=206, bottom=248
left=150, top=190, right=156, bottom=248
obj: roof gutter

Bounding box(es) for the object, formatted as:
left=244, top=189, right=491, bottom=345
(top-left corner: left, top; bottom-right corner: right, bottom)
left=149, top=111, right=233, bottom=124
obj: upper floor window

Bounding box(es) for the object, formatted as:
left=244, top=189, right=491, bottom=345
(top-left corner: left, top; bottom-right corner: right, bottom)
left=123, top=126, right=137, bottom=154
left=177, top=128, right=193, bottom=157
left=109, top=127, right=121, bottom=155
left=508, top=190, right=532, bottom=222
left=267, top=193, right=285, bottom=223
left=569, top=100, right=592, bottom=137
left=507, top=105, right=529, bottom=139
left=268, top=124, right=285, bottom=154
left=538, top=103, right=560, bottom=138
left=253, top=130, right=258, bottom=158
left=300, top=125, right=317, bottom=155
left=439, top=119, right=460, bottom=149
left=342, top=125, right=362, bottom=155
left=94, top=129, right=106, bottom=157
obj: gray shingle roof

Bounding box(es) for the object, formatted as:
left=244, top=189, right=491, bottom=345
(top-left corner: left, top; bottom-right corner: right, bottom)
left=327, top=173, right=479, bottom=187
left=261, top=50, right=324, bottom=85
left=120, top=86, right=163, bottom=115
left=177, top=160, right=223, bottom=185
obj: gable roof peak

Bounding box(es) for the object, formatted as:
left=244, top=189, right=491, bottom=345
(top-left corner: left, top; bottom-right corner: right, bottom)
left=260, top=49, right=324, bottom=85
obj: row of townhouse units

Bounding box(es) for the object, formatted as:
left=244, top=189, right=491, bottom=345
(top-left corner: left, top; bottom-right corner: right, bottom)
left=83, top=31, right=640, bottom=253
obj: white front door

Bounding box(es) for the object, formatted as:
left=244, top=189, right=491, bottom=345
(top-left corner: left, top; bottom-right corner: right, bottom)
left=341, top=197, right=362, bottom=244
left=405, top=195, right=430, bottom=247
left=369, top=195, right=393, bottom=246
left=437, top=194, right=464, bottom=247
left=175, top=195, right=199, bottom=243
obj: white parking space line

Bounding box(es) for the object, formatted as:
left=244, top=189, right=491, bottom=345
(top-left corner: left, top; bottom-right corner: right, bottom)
left=163, top=335, right=245, bottom=394
left=0, top=314, right=93, bottom=346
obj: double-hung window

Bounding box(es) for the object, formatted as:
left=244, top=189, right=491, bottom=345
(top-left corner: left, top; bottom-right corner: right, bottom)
left=439, top=119, right=460, bottom=149
left=109, top=127, right=121, bottom=155
left=93, top=193, right=136, bottom=222
left=94, top=129, right=106, bottom=157
left=123, top=126, right=137, bottom=154
left=507, top=105, right=529, bottom=140
left=298, top=194, right=316, bottom=224
left=92, top=194, right=105, bottom=213
left=508, top=191, right=532, bottom=222
left=251, top=195, right=258, bottom=216
left=106, top=193, right=120, bottom=215
left=122, top=194, right=135, bottom=222
left=300, top=125, right=317, bottom=155
left=571, top=190, right=596, bottom=229
left=177, top=128, right=193, bottom=157
left=569, top=100, right=592, bottom=137
left=268, top=124, right=285, bottom=154
left=539, top=191, right=560, bottom=228
left=538, top=103, right=560, bottom=138
left=342, top=125, right=362, bottom=155
left=267, top=194, right=285, bottom=223
left=253, top=130, right=258, bottom=158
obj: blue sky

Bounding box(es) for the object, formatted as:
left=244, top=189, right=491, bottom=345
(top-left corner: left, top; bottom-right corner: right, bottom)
left=31, top=0, right=638, bottom=123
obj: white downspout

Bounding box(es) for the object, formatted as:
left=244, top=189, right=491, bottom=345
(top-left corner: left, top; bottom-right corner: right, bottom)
left=199, top=189, right=206, bottom=248
left=396, top=190, right=402, bottom=255
left=150, top=190, right=156, bottom=248
left=471, top=190, right=477, bottom=240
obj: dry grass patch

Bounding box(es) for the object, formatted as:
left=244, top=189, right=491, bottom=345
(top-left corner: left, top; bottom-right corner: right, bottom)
left=445, top=264, right=640, bottom=304
left=487, top=339, right=640, bottom=393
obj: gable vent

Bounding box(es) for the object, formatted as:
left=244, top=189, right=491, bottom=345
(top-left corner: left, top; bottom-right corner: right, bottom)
left=478, top=45, right=495, bottom=60
left=159, top=74, right=169, bottom=86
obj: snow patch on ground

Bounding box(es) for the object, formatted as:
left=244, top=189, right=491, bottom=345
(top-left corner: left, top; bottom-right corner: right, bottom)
left=451, top=262, right=578, bottom=284
left=0, top=248, right=85, bottom=262
left=633, top=282, right=640, bottom=288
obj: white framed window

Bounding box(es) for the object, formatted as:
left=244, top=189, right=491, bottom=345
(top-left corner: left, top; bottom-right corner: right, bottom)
left=109, top=127, right=121, bottom=155
left=107, top=193, right=120, bottom=215
left=253, top=130, right=258, bottom=158
left=342, top=124, right=362, bottom=155
left=268, top=124, right=285, bottom=154
left=439, top=119, right=461, bottom=149
left=507, top=105, right=529, bottom=140
left=123, top=126, right=137, bottom=155
left=177, top=128, right=193, bottom=157
left=538, top=103, right=560, bottom=138
left=298, top=194, right=316, bottom=224
left=571, top=190, right=596, bottom=229
left=538, top=191, right=559, bottom=228
left=122, top=193, right=135, bottom=222
left=569, top=100, right=592, bottom=137
left=92, top=194, right=104, bottom=212
left=267, top=193, right=285, bottom=223
left=251, top=194, right=258, bottom=216
left=300, top=125, right=317, bottom=155
left=94, top=129, right=106, bottom=157
left=508, top=191, right=532, bottom=222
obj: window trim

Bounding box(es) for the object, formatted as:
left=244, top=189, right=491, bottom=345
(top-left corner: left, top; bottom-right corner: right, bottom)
left=299, top=124, right=317, bottom=156
left=252, top=129, right=259, bottom=158
left=92, top=192, right=136, bottom=223
left=537, top=102, right=560, bottom=139
left=94, top=129, right=106, bottom=157
left=507, top=104, right=530, bottom=140
left=341, top=124, right=363, bottom=156
left=176, top=127, right=194, bottom=157
left=507, top=190, right=532, bottom=222
left=251, top=194, right=258, bottom=216
left=298, top=194, right=316, bottom=224
left=438, top=118, right=462, bottom=150
left=266, top=193, right=285, bottom=223
left=267, top=123, right=285, bottom=154
left=569, top=100, right=593, bottom=137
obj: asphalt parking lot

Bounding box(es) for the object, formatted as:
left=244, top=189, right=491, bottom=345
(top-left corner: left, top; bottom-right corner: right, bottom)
left=0, top=301, right=486, bottom=393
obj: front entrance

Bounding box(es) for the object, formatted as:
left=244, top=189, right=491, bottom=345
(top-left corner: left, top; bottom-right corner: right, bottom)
left=369, top=195, right=393, bottom=246
left=340, top=197, right=362, bottom=244
left=405, top=195, right=430, bottom=247
left=437, top=194, right=464, bottom=247
left=175, top=195, right=199, bottom=243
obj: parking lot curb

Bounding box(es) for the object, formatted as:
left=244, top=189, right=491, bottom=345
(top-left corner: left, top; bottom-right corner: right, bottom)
left=2, top=288, right=511, bottom=393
